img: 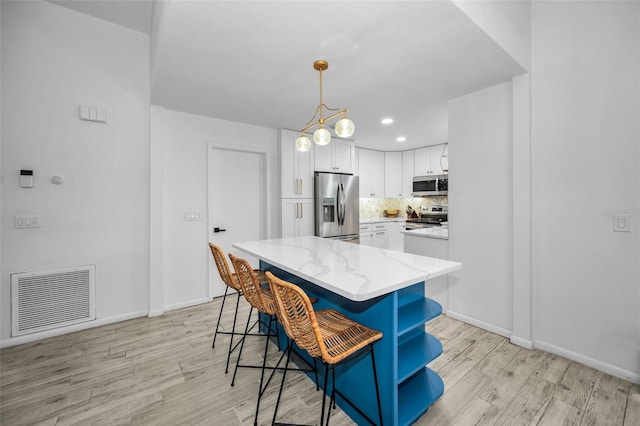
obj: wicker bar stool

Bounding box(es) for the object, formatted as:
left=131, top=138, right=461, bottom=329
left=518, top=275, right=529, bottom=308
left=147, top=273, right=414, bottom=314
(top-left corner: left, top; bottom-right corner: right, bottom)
left=266, top=271, right=384, bottom=426
left=208, top=243, right=267, bottom=374
left=228, top=254, right=291, bottom=426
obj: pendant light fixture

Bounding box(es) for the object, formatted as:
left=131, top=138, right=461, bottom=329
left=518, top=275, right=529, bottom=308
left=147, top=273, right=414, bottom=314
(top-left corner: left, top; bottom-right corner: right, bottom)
left=295, top=60, right=355, bottom=152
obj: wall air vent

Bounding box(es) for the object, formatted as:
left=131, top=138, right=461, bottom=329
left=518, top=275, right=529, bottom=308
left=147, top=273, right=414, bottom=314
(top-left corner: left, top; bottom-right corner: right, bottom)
left=11, top=265, right=96, bottom=337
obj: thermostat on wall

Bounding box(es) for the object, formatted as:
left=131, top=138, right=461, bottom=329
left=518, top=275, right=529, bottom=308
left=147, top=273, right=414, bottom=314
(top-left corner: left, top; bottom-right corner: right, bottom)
left=20, top=170, right=33, bottom=188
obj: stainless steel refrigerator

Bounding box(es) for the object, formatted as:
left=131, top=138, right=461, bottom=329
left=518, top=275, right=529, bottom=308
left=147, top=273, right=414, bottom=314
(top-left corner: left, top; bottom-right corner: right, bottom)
left=314, top=172, right=360, bottom=243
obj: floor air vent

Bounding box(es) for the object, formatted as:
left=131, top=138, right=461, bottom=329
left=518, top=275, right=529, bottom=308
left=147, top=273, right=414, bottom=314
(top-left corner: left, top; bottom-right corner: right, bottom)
left=11, top=265, right=96, bottom=337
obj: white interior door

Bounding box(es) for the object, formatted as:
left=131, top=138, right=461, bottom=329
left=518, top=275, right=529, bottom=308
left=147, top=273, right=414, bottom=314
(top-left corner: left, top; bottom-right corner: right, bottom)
left=208, top=145, right=266, bottom=298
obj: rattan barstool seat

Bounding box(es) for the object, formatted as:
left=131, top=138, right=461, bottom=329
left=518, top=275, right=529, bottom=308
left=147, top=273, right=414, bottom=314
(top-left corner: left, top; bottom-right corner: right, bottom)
left=312, top=309, right=382, bottom=364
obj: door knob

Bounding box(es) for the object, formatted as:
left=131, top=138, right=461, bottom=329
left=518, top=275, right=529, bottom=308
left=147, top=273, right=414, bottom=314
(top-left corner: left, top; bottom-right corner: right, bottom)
left=213, top=227, right=226, bottom=233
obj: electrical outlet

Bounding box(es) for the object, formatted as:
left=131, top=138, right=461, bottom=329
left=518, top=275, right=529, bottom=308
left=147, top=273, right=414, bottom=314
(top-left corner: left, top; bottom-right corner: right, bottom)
left=613, top=213, right=630, bottom=232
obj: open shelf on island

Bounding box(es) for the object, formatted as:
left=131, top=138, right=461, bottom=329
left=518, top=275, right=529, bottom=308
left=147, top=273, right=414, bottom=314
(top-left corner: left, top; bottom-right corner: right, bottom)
left=398, top=367, right=444, bottom=426
left=398, top=331, right=443, bottom=383
left=398, top=297, right=442, bottom=336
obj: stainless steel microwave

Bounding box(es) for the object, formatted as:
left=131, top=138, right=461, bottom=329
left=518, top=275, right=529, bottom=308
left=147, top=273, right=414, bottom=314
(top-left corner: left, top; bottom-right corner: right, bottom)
left=412, top=175, right=448, bottom=196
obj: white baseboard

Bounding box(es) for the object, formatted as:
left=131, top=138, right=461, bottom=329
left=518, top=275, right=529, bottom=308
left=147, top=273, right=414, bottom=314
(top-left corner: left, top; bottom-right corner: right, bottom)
left=163, top=297, right=210, bottom=312
left=0, top=310, right=148, bottom=349
left=510, top=335, right=534, bottom=350
left=534, top=340, right=640, bottom=384
left=445, top=309, right=512, bottom=339
left=442, top=310, right=639, bottom=384
left=1, top=297, right=214, bottom=349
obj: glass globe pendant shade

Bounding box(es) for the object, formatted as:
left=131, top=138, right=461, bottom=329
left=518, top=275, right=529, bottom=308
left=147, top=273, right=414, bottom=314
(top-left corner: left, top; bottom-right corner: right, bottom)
left=335, top=117, right=355, bottom=138
left=295, top=135, right=312, bottom=152
left=313, top=127, right=331, bottom=145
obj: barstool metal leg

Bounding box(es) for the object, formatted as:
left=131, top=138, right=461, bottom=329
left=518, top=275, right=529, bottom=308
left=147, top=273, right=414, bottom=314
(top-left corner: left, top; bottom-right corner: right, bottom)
left=212, top=286, right=230, bottom=348
left=225, top=292, right=243, bottom=374
left=231, top=306, right=254, bottom=386
left=371, top=345, right=383, bottom=426
left=320, top=363, right=330, bottom=426
left=254, top=315, right=274, bottom=426
left=326, top=365, right=336, bottom=425
left=272, top=340, right=294, bottom=426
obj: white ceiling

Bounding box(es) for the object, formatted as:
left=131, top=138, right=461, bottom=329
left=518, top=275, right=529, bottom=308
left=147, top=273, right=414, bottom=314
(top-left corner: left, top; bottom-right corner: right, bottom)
left=48, top=0, right=525, bottom=151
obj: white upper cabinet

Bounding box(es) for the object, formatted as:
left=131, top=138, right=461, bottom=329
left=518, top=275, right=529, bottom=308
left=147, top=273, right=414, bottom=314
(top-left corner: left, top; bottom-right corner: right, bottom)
left=384, top=152, right=402, bottom=198
left=441, top=143, right=449, bottom=173
left=314, top=138, right=355, bottom=174
left=430, top=144, right=447, bottom=175
left=358, top=148, right=385, bottom=198
left=402, top=150, right=415, bottom=197
left=414, top=147, right=430, bottom=176
left=414, top=144, right=447, bottom=176
left=281, top=129, right=314, bottom=198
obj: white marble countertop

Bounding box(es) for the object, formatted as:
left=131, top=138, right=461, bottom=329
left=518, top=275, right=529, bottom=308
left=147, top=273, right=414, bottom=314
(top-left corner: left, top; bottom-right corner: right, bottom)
left=360, top=217, right=406, bottom=224
left=402, top=227, right=449, bottom=240
left=233, top=236, right=461, bottom=301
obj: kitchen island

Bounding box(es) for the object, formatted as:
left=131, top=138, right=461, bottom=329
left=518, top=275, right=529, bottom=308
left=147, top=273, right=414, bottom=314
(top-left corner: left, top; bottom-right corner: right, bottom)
left=233, top=236, right=461, bottom=426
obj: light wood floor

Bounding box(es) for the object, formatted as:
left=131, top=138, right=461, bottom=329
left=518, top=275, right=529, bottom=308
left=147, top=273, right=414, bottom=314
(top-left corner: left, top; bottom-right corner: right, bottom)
left=1, top=297, right=638, bottom=425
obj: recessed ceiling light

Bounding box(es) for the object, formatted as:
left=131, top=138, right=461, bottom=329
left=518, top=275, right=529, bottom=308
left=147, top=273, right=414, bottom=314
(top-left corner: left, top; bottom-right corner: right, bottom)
left=381, top=118, right=394, bottom=125
left=396, top=136, right=406, bottom=143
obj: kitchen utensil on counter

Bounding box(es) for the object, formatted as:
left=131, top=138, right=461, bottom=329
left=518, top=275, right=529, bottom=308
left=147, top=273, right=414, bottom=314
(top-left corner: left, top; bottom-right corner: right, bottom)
left=405, top=206, right=419, bottom=218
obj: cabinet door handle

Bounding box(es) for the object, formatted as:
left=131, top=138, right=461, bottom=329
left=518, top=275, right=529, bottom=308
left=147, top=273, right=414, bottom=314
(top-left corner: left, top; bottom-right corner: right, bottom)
left=300, top=202, right=303, bottom=218
left=294, top=179, right=298, bottom=194
left=299, top=179, right=302, bottom=194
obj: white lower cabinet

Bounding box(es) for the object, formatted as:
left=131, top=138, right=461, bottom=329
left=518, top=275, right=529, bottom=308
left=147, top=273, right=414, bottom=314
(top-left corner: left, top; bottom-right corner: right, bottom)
left=359, top=221, right=405, bottom=251
left=372, top=223, right=387, bottom=248
left=387, top=222, right=405, bottom=252
left=359, top=223, right=373, bottom=246
left=282, top=199, right=314, bottom=238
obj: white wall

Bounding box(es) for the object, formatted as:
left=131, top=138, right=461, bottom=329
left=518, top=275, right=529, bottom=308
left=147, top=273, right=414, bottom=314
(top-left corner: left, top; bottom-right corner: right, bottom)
left=447, top=81, right=514, bottom=336
left=151, top=108, right=279, bottom=311
left=1, top=1, right=150, bottom=344
left=531, top=0, right=639, bottom=381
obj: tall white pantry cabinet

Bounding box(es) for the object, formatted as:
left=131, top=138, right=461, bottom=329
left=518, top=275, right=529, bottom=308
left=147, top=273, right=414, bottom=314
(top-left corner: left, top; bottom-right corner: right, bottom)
left=280, top=129, right=315, bottom=238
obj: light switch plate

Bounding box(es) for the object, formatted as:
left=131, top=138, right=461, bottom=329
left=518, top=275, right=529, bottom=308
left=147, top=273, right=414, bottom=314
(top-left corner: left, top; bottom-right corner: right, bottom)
left=184, top=212, right=204, bottom=221
left=16, top=215, right=40, bottom=229
left=613, top=213, right=630, bottom=232
left=79, top=105, right=107, bottom=123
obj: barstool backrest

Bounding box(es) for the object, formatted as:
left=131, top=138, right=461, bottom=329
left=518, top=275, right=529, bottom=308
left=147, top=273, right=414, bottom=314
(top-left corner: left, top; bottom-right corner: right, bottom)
left=266, top=271, right=323, bottom=359
left=209, top=243, right=240, bottom=291
left=229, top=254, right=275, bottom=315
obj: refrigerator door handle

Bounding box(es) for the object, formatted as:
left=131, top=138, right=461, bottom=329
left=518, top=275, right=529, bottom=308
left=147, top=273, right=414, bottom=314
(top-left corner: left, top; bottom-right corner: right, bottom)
left=337, top=183, right=344, bottom=226
left=339, top=183, right=346, bottom=225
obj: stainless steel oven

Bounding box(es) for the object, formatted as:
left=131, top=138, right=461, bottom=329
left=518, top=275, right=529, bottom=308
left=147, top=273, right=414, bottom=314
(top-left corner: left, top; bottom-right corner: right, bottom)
left=405, top=205, right=448, bottom=230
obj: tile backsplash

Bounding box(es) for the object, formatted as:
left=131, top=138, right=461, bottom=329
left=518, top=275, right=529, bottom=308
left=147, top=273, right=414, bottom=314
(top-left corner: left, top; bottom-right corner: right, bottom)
left=359, top=196, right=448, bottom=219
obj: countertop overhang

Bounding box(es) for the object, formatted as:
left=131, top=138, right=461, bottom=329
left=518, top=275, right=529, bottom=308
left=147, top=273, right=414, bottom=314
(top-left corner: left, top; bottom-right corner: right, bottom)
left=233, top=236, right=461, bottom=301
